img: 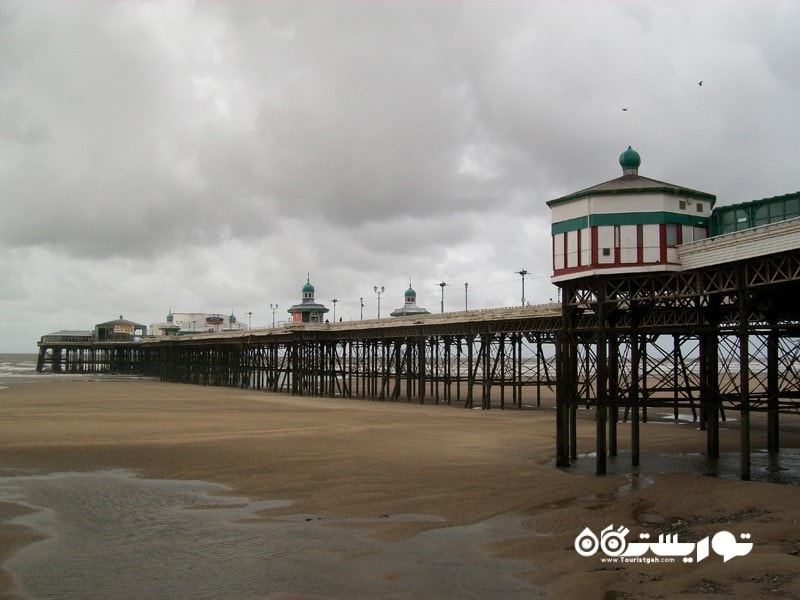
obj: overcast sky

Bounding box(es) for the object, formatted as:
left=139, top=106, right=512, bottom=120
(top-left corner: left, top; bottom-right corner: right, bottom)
left=1, top=0, right=798, bottom=352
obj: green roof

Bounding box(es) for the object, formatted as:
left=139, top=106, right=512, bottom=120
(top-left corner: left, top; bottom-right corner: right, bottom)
left=547, top=147, right=715, bottom=208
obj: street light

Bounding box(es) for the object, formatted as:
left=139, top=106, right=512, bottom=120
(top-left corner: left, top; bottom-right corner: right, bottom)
left=517, top=269, right=528, bottom=306
left=464, top=282, right=469, bottom=311
left=269, top=303, right=278, bottom=327
left=374, top=286, right=384, bottom=318
left=247, top=311, right=252, bottom=329
left=439, top=281, right=447, bottom=313
left=359, top=297, right=364, bottom=320
left=331, top=298, right=338, bottom=321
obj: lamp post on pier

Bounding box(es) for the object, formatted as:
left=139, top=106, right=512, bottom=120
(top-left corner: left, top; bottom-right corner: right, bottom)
left=464, top=282, right=469, bottom=311
left=517, top=269, right=528, bottom=306
left=247, top=311, right=252, bottom=329
left=331, top=298, right=338, bottom=321
left=374, top=286, right=384, bottom=318
left=360, top=297, right=364, bottom=320
left=269, top=303, right=278, bottom=327
left=439, top=281, right=447, bottom=313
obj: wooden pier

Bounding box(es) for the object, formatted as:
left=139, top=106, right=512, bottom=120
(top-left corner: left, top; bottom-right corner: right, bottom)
left=138, top=304, right=563, bottom=410
left=36, top=341, right=146, bottom=374
left=36, top=220, right=800, bottom=479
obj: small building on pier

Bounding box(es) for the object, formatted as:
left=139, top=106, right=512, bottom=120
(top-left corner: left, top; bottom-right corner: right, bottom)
left=39, top=330, right=94, bottom=344
left=94, top=316, right=147, bottom=342
left=153, top=311, right=182, bottom=336
left=287, top=277, right=329, bottom=323
left=547, top=146, right=716, bottom=282
left=390, top=283, right=430, bottom=317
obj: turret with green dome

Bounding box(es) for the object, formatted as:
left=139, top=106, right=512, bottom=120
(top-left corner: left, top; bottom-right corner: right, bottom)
left=288, top=275, right=329, bottom=323
left=619, top=145, right=641, bottom=174
left=390, top=280, right=430, bottom=317
left=158, top=309, right=181, bottom=336
left=302, top=278, right=315, bottom=299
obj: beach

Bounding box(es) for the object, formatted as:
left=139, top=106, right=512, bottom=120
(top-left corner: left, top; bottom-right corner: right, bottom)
left=1, top=377, right=799, bottom=599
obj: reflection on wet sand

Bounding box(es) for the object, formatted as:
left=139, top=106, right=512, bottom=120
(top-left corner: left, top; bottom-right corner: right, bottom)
left=1, top=470, right=539, bottom=600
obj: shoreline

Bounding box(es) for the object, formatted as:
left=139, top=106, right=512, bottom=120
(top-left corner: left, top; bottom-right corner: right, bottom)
left=1, top=379, right=799, bottom=598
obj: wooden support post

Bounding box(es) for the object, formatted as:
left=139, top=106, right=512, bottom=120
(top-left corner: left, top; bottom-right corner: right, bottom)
left=673, top=334, right=680, bottom=419
left=767, top=322, right=780, bottom=453
left=394, top=341, right=401, bottom=400
left=291, top=342, right=300, bottom=396
left=631, top=330, right=641, bottom=467
left=432, top=338, right=439, bottom=404
left=456, top=338, right=462, bottom=406
left=555, top=289, right=571, bottom=467
left=596, top=284, right=608, bottom=475
left=444, top=336, right=451, bottom=405
left=641, top=341, right=648, bottom=423
left=608, top=332, right=618, bottom=458
left=738, top=275, right=751, bottom=481
left=466, top=336, right=474, bottom=409
left=535, top=335, right=542, bottom=408
left=418, top=336, right=426, bottom=404
left=482, top=334, right=491, bottom=410
left=406, top=338, right=414, bottom=402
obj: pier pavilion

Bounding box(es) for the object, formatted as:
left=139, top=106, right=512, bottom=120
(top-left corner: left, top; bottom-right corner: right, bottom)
left=390, top=283, right=430, bottom=317
left=287, top=277, right=329, bottom=323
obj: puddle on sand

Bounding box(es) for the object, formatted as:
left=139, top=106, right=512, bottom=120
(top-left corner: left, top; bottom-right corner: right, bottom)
left=0, top=470, right=540, bottom=600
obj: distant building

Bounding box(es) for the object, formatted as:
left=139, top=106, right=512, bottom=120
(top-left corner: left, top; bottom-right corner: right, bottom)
left=390, top=283, right=430, bottom=317
left=547, top=146, right=716, bottom=283
left=149, top=310, right=246, bottom=336
left=95, top=316, right=147, bottom=342
left=287, top=277, right=329, bottom=323
left=39, top=330, right=94, bottom=344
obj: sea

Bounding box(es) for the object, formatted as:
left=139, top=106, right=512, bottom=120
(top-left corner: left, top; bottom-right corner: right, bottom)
left=0, top=353, right=151, bottom=388
left=0, top=353, right=41, bottom=387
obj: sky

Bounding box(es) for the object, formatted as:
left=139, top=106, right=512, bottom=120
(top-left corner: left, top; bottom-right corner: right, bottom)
left=1, top=0, right=798, bottom=352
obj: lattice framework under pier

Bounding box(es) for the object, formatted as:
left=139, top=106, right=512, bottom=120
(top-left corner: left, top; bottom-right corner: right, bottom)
left=555, top=249, right=800, bottom=479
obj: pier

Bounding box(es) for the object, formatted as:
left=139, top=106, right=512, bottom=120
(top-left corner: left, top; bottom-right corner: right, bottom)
left=34, top=147, right=800, bottom=479
left=35, top=219, right=800, bottom=479
left=138, top=304, right=563, bottom=410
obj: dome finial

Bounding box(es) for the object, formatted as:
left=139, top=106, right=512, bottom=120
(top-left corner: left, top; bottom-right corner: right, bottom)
left=619, top=145, right=641, bottom=175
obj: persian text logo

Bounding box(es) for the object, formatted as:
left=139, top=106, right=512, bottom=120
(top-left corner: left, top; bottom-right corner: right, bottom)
left=574, top=524, right=753, bottom=564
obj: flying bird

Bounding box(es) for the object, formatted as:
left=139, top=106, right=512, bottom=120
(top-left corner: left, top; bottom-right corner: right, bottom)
left=622, top=108, right=628, bottom=111
left=698, top=80, right=703, bottom=86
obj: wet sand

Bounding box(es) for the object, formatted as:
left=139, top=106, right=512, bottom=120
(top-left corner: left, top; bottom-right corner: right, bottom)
left=1, top=379, right=799, bottom=599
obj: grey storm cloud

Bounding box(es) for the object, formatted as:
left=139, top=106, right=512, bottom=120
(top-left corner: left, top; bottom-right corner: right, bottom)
left=0, top=0, right=798, bottom=351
